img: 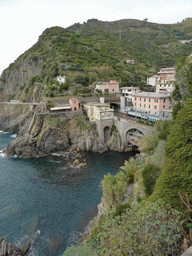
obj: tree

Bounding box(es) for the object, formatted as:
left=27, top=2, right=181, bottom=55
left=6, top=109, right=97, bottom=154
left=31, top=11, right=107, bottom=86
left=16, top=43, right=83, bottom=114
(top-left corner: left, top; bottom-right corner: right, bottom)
left=150, top=99, right=192, bottom=213
left=171, top=56, right=192, bottom=117
left=142, top=164, right=161, bottom=196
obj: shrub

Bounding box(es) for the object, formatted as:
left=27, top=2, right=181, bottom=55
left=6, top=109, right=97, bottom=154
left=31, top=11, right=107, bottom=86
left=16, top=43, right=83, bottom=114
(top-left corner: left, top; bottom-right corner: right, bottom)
left=46, top=100, right=54, bottom=110
left=85, top=200, right=182, bottom=256
left=142, top=164, right=161, bottom=196
left=120, top=157, right=138, bottom=184
left=110, top=125, right=117, bottom=135
left=63, top=245, right=92, bottom=256
left=113, top=203, right=130, bottom=217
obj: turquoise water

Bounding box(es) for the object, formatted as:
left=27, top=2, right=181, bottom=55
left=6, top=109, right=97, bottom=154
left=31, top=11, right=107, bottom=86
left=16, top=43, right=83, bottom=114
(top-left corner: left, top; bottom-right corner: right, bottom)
left=0, top=131, right=136, bottom=255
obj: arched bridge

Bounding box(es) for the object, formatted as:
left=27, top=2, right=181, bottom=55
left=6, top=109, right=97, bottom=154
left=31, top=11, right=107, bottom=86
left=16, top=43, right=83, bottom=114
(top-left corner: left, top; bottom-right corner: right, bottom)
left=95, top=115, right=152, bottom=150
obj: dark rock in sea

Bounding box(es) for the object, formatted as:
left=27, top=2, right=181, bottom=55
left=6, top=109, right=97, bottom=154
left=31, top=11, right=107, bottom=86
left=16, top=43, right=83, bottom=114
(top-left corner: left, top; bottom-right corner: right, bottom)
left=0, top=237, right=30, bottom=256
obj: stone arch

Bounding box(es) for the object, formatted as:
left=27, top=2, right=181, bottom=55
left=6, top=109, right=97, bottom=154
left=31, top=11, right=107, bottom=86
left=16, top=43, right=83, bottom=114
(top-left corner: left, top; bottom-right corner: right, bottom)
left=104, top=126, right=111, bottom=143
left=125, top=128, right=144, bottom=149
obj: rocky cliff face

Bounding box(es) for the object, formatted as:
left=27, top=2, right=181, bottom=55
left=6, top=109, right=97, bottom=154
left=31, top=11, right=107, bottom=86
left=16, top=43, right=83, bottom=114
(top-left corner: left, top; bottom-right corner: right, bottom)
left=0, top=58, right=41, bottom=102
left=0, top=103, right=33, bottom=134
left=5, top=112, right=108, bottom=158
left=106, top=131, right=124, bottom=152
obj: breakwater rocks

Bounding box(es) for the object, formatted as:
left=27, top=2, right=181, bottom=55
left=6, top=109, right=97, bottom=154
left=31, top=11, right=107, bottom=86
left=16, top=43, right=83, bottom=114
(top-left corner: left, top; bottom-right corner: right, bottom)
left=0, top=237, right=30, bottom=256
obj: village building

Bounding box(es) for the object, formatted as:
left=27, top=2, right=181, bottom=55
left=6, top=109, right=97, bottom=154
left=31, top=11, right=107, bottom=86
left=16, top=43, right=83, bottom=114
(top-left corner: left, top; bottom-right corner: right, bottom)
left=69, top=98, right=79, bottom=111
left=158, top=67, right=175, bottom=82
left=84, top=102, right=114, bottom=122
left=147, top=75, right=159, bottom=86
left=94, top=80, right=120, bottom=94
left=120, top=87, right=140, bottom=102
left=126, top=59, right=135, bottom=65
left=57, top=75, right=66, bottom=84
left=50, top=98, right=79, bottom=112
left=50, top=105, right=71, bottom=112
left=156, top=82, right=175, bottom=94
left=94, top=82, right=106, bottom=94
left=129, top=92, right=171, bottom=121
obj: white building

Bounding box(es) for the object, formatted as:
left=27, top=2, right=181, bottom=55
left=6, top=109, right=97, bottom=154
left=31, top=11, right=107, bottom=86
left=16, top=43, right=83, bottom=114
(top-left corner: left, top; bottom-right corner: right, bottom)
left=57, top=75, right=66, bottom=84
left=121, top=87, right=140, bottom=102
left=147, top=75, right=159, bottom=86
left=156, top=82, right=175, bottom=94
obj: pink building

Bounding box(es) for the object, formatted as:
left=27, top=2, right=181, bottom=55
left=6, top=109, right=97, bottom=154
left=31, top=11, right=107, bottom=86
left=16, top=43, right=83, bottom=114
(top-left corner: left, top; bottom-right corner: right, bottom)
left=133, top=92, right=170, bottom=118
left=69, top=98, right=79, bottom=111
left=105, top=80, right=119, bottom=93
left=94, top=80, right=120, bottom=94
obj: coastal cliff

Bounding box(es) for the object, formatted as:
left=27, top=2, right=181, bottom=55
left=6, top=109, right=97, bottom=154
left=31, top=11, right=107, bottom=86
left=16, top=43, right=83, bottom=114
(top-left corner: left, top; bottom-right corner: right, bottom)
left=4, top=111, right=108, bottom=157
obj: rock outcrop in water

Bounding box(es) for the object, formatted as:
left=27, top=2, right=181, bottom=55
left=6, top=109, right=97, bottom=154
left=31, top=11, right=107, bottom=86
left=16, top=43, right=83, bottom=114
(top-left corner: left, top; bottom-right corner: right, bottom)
left=0, top=237, right=30, bottom=256
left=4, top=111, right=109, bottom=158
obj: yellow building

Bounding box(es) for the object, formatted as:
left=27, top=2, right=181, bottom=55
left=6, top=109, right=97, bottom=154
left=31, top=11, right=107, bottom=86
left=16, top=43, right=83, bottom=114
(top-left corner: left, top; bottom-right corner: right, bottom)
left=84, top=102, right=114, bottom=122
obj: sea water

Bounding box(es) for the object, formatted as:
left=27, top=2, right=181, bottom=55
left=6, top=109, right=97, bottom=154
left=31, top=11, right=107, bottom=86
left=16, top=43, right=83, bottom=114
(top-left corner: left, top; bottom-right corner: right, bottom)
left=0, top=131, right=136, bottom=255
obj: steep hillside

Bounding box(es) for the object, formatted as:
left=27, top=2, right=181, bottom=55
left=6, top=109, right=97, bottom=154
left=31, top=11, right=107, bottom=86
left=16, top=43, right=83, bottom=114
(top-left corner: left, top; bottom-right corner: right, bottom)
left=0, top=18, right=192, bottom=102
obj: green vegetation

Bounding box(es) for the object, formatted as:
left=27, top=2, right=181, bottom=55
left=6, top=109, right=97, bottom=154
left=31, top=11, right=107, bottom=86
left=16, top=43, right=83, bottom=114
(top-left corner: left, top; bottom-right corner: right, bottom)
left=2, top=18, right=192, bottom=102
left=75, top=115, right=97, bottom=134
left=150, top=99, right=192, bottom=213
left=142, top=164, right=161, bottom=196
left=171, top=56, right=192, bottom=118
left=46, top=100, right=54, bottom=110
left=110, top=125, right=117, bottom=135
left=63, top=200, right=183, bottom=256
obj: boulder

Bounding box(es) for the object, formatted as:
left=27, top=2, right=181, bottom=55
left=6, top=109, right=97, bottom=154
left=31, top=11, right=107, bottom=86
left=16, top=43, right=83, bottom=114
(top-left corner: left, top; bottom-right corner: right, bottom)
left=181, top=247, right=192, bottom=256
left=0, top=237, right=30, bottom=256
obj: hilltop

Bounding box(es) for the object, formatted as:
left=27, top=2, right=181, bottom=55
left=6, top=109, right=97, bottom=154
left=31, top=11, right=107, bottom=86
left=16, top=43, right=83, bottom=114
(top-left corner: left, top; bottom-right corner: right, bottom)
left=0, top=18, right=192, bottom=102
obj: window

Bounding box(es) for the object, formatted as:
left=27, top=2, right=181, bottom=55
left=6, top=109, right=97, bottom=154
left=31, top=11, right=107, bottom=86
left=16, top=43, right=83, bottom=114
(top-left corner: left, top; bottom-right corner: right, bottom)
left=140, top=97, right=141, bottom=101
left=163, top=99, right=166, bottom=103
left=160, top=84, right=161, bottom=87
left=163, top=105, right=165, bottom=109
left=144, top=98, right=146, bottom=102
left=140, top=103, right=141, bottom=107
left=154, top=105, right=157, bottom=109
left=135, top=103, right=136, bottom=106
left=149, top=105, right=150, bottom=108
left=149, top=98, right=151, bottom=102
left=144, top=104, right=146, bottom=107
left=135, top=97, right=136, bottom=100
left=154, top=99, right=158, bottom=103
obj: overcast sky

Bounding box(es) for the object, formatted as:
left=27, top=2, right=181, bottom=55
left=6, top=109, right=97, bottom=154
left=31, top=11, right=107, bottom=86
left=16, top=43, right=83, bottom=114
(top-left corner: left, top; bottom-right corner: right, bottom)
left=0, top=0, right=192, bottom=75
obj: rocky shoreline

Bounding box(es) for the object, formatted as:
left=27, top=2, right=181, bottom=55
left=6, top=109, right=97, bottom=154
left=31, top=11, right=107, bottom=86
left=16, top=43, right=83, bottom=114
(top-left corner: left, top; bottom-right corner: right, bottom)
left=0, top=237, right=30, bottom=256
left=0, top=103, right=128, bottom=158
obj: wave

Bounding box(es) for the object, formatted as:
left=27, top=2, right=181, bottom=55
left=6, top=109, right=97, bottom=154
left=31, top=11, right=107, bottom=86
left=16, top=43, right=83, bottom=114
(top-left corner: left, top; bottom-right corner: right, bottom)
left=52, top=153, right=65, bottom=157
left=11, top=134, right=17, bottom=138
left=0, top=150, right=5, bottom=158
left=0, top=130, right=9, bottom=134
left=14, top=230, right=41, bottom=256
